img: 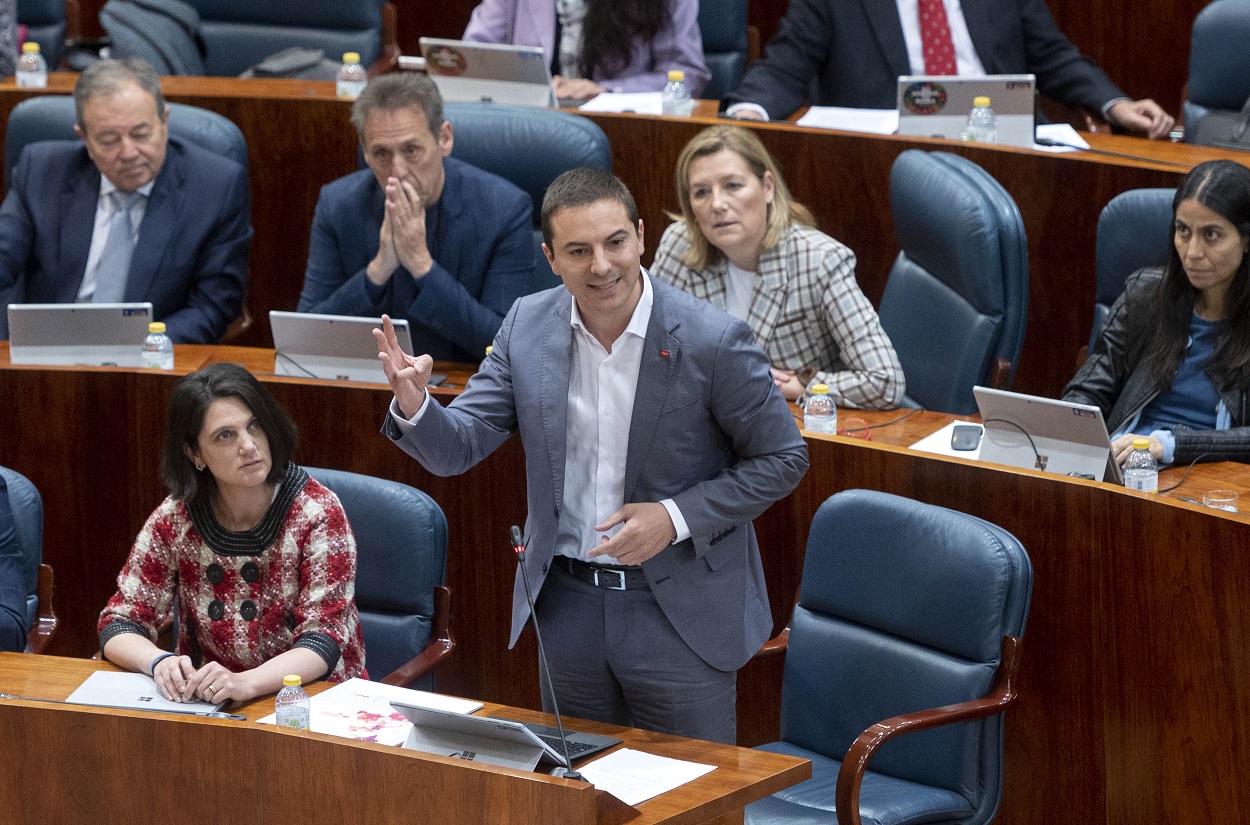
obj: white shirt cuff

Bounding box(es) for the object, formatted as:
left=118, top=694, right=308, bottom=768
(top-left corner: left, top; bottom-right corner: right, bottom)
left=388, top=392, right=430, bottom=433
left=660, top=498, right=691, bottom=544
left=726, top=102, right=770, bottom=121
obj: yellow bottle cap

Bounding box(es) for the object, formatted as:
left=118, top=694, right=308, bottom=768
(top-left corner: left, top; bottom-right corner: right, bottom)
left=973, top=96, right=991, bottom=107
left=1132, top=437, right=1150, bottom=450
left=148, top=322, right=166, bottom=334
left=667, top=70, right=684, bottom=82
left=283, top=674, right=302, bottom=687
left=342, top=52, right=361, bottom=64
left=21, top=42, right=40, bottom=54
left=811, top=384, right=829, bottom=394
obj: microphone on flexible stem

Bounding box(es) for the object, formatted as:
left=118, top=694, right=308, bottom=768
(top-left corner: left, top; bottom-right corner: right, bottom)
left=510, top=525, right=583, bottom=781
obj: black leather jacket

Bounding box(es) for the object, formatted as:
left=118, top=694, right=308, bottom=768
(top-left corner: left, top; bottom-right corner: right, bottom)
left=1063, top=268, right=1250, bottom=465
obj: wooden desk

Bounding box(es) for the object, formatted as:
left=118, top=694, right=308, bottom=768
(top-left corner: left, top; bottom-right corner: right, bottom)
left=1, top=77, right=1246, bottom=397
left=0, top=653, right=808, bottom=824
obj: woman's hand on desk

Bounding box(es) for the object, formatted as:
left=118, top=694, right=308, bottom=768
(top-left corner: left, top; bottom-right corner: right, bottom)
left=1111, top=433, right=1164, bottom=465
left=153, top=654, right=243, bottom=704
left=552, top=76, right=606, bottom=100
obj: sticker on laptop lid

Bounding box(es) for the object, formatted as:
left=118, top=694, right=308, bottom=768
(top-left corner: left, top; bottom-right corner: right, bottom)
left=902, top=82, right=948, bottom=115
left=425, top=46, right=467, bottom=76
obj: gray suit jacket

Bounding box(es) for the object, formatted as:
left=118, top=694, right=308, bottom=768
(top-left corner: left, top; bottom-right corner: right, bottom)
left=387, top=273, right=809, bottom=671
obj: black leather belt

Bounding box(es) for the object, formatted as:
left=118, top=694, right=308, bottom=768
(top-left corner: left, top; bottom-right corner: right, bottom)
left=555, top=556, right=649, bottom=590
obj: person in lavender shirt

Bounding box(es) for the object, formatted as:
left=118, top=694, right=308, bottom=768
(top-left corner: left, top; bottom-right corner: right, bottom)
left=463, top=0, right=710, bottom=99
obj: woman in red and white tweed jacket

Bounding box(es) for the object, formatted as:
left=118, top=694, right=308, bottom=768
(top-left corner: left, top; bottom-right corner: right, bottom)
left=99, top=363, right=366, bottom=705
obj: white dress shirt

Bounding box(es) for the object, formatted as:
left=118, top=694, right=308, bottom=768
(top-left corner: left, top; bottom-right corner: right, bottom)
left=390, top=270, right=689, bottom=564
left=76, top=177, right=154, bottom=303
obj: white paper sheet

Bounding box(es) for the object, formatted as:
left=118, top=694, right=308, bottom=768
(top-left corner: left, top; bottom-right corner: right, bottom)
left=796, top=106, right=900, bottom=134
left=1032, top=123, right=1091, bottom=152
left=578, top=92, right=663, bottom=115
left=255, top=677, right=483, bottom=745
left=909, top=421, right=984, bottom=459
left=577, top=748, right=716, bottom=806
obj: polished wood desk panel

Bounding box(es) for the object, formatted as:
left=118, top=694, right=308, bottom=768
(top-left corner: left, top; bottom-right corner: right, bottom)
left=2, top=76, right=1246, bottom=397
left=0, top=653, right=809, bottom=824
left=4, top=350, right=1250, bottom=823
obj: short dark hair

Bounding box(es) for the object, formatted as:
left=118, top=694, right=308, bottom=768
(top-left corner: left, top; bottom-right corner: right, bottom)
left=350, top=72, right=443, bottom=141
left=161, top=363, right=299, bottom=502
left=541, top=167, right=640, bottom=247
left=74, top=57, right=167, bottom=130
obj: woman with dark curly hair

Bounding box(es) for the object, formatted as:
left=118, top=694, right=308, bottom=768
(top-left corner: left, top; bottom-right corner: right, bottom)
left=463, top=0, right=710, bottom=99
left=1065, top=160, right=1250, bottom=468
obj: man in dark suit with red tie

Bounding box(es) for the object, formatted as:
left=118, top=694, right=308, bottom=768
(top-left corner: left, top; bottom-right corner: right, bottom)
left=722, top=0, right=1174, bottom=139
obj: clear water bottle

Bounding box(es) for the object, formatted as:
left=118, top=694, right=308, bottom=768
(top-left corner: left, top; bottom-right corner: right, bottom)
left=336, top=52, right=367, bottom=100
left=1123, top=437, right=1159, bottom=493
left=960, top=96, right=997, bottom=143
left=803, top=383, right=838, bottom=434
left=661, top=70, right=693, bottom=116
left=142, top=322, right=174, bottom=370
left=275, top=674, right=311, bottom=729
left=16, top=42, right=48, bottom=89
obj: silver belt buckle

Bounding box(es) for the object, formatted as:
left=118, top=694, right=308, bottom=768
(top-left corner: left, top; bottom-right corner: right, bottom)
left=594, top=568, right=627, bottom=590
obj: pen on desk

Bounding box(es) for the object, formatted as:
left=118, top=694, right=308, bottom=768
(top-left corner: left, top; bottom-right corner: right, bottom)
left=1177, top=496, right=1200, bottom=504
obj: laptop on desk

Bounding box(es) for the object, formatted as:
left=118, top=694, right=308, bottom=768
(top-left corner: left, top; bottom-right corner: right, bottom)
left=419, top=38, right=556, bottom=107
left=271, top=311, right=426, bottom=386
left=897, top=74, right=1036, bottom=147
left=391, top=702, right=621, bottom=771
left=974, top=386, right=1122, bottom=484
left=7, top=302, right=154, bottom=367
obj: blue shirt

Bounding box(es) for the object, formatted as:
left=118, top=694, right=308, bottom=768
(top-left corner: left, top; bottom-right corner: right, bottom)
left=1138, top=313, right=1221, bottom=433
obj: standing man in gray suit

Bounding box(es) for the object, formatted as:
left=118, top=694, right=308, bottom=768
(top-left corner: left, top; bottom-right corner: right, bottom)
left=375, top=168, right=808, bottom=744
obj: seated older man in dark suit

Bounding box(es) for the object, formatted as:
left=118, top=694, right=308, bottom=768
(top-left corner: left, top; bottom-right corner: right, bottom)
left=0, top=58, right=251, bottom=343
left=298, top=72, right=533, bottom=364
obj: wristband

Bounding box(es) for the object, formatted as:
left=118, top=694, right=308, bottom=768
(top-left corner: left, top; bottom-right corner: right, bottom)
left=149, top=652, right=176, bottom=677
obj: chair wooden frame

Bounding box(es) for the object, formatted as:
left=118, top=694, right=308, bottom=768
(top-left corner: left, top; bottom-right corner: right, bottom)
left=757, top=631, right=1023, bottom=825
left=377, top=583, right=455, bottom=688
left=24, top=562, right=57, bottom=654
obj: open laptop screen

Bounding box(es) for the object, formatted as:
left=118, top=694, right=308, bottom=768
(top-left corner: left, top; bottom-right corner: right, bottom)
left=897, top=74, right=1035, bottom=147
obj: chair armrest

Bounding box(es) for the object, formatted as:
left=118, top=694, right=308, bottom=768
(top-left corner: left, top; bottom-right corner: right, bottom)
left=985, top=357, right=1012, bottom=390
left=834, top=635, right=1023, bottom=825
left=24, top=563, right=57, bottom=654
left=380, top=585, right=455, bottom=688
left=754, top=626, right=789, bottom=658
left=368, top=2, right=401, bottom=77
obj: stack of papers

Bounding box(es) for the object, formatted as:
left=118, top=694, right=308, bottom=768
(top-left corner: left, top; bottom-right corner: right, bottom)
left=579, top=748, right=716, bottom=806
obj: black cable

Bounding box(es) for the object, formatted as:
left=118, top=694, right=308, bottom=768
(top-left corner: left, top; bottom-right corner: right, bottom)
left=273, top=350, right=319, bottom=379
left=981, top=417, right=1045, bottom=469
left=1158, top=452, right=1231, bottom=493
left=1033, top=137, right=1193, bottom=171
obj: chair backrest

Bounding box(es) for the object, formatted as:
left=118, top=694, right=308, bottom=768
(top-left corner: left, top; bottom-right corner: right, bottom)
left=17, top=0, right=67, bottom=68
left=781, top=489, right=1032, bottom=825
left=0, top=467, right=43, bottom=635
left=444, top=103, right=612, bottom=293
left=305, top=467, right=448, bottom=689
left=697, top=0, right=748, bottom=101
left=184, top=0, right=388, bottom=76
left=100, top=0, right=208, bottom=77
left=4, top=95, right=249, bottom=188
left=879, top=149, right=1029, bottom=414
left=1090, top=188, right=1175, bottom=351
left=1185, top=0, right=1250, bottom=141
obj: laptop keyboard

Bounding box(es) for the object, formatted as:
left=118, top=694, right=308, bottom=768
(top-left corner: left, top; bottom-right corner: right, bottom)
left=535, top=735, right=596, bottom=756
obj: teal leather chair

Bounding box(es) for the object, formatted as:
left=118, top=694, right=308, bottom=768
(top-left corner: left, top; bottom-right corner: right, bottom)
left=306, top=468, right=453, bottom=689
left=1185, top=0, right=1250, bottom=145
left=0, top=466, right=56, bottom=654
left=747, top=489, right=1032, bottom=825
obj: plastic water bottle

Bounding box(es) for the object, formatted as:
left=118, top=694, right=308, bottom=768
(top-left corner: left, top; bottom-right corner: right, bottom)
left=960, top=96, right=997, bottom=143
left=803, top=383, right=838, bottom=434
left=16, top=42, right=48, bottom=89
left=275, top=675, right=311, bottom=729
left=336, top=52, right=367, bottom=100
left=661, top=70, right=693, bottom=116
left=1123, top=438, right=1159, bottom=493
left=142, top=322, right=174, bottom=370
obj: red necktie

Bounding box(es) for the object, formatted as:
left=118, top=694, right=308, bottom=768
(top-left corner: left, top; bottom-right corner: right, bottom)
left=918, top=0, right=957, bottom=75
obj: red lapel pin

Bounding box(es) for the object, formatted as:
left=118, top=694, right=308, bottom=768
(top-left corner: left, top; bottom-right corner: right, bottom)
left=659, top=349, right=670, bottom=358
